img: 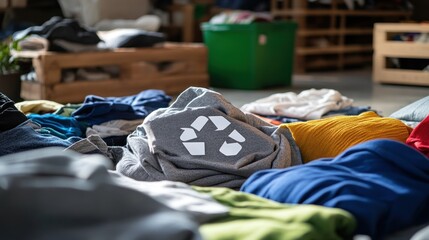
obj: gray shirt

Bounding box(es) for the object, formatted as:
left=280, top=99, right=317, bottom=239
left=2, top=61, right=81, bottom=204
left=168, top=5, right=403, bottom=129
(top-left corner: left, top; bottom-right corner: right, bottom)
left=113, top=87, right=302, bottom=189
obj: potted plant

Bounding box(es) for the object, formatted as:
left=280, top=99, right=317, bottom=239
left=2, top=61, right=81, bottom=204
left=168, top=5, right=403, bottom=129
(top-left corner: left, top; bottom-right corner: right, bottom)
left=0, top=37, right=22, bottom=102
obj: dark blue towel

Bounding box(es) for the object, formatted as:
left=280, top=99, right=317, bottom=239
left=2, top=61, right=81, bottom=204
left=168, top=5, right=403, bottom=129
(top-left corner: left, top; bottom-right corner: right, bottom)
left=72, top=90, right=172, bottom=126
left=241, top=139, right=429, bottom=239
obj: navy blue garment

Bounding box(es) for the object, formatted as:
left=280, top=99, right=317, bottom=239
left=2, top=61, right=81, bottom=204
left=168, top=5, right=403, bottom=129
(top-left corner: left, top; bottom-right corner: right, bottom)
left=72, top=90, right=172, bottom=126
left=258, top=114, right=302, bottom=124
left=241, top=139, right=429, bottom=239
left=0, top=92, right=28, bottom=132
left=215, top=0, right=270, bottom=11
left=0, top=120, right=79, bottom=157
left=28, top=113, right=85, bottom=139
left=13, top=16, right=101, bottom=52
left=322, top=106, right=373, bottom=117
left=102, top=135, right=128, bottom=147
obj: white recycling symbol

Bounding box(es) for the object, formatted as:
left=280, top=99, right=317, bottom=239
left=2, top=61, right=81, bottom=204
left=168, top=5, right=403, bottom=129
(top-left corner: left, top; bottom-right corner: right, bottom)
left=180, top=116, right=246, bottom=156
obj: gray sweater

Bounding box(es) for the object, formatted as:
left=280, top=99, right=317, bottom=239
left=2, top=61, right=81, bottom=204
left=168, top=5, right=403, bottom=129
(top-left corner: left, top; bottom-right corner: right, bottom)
left=113, top=87, right=302, bottom=189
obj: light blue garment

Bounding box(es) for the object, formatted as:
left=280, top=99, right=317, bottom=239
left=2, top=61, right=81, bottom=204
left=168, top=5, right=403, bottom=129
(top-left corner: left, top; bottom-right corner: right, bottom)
left=390, top=96, right=429, bottom=126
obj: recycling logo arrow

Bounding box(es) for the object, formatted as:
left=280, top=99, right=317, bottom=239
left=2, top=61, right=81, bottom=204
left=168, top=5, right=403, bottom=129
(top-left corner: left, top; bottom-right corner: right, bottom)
left=180, top=116, right=246, bottom=156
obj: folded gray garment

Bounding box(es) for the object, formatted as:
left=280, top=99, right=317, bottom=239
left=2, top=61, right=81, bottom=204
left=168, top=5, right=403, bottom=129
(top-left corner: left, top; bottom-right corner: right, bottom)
left=109, top=171, right=229, bottom=223
left=17, top=35, right=49, bottom=51
left=0, top=148, right=202, bottom=240
left=113, top=87, right=302, bottom=189
left=390, top=96, right=429, bottom=126
left=53, top=39, right=107, bottom=52
left=411, top=225, right=429, bottom=240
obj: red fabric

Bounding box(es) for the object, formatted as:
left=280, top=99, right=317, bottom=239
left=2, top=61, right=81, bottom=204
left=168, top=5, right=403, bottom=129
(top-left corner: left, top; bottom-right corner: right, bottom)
left=406, top=114, right=429, bottom=157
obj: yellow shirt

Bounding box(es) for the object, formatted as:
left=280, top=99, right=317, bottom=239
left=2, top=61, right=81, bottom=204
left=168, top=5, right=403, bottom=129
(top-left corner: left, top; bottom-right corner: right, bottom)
left=15, top=100, right=64, bottom=114
left=281, top=111, right=413, bottom=163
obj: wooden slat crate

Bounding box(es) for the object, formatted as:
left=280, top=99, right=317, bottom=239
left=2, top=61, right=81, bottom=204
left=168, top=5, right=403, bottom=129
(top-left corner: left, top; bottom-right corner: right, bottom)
left=373, top=23, right=429, bottom=86
left=15, top=43, right=209, bottom=103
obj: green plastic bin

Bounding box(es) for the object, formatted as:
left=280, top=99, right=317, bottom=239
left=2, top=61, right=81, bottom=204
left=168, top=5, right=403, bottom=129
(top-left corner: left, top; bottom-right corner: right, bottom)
left=201, top=21, right=297, bottom=90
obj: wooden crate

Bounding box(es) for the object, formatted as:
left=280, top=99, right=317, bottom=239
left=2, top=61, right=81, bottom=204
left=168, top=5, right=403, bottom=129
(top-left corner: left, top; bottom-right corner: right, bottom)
left=373, top=23, right=429, bottom=86
left=15, top=43, right=209, bottom=103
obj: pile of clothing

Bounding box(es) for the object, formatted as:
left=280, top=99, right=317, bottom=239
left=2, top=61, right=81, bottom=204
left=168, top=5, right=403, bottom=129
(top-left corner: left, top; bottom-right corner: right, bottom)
left=1, top=87, right=429, bottom=239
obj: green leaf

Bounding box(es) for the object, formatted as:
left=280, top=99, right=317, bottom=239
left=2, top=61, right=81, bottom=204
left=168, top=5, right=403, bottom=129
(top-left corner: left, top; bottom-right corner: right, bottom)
left=0, top=37, right=20, bottom=75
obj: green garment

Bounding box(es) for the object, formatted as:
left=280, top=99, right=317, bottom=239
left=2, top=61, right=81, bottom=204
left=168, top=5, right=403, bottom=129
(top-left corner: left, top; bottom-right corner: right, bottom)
left=54, top=103, right=82, bottom=117
left=194, top=186, right=356, bottom=240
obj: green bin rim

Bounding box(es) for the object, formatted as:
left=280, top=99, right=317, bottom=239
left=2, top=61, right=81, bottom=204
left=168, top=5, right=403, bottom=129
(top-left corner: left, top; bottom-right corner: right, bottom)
left=200, top=21, right=297, bottom=31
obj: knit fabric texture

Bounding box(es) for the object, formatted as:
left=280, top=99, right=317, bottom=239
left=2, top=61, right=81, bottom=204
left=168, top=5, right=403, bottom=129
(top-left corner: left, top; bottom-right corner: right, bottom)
left=281, top=111, right=413, bottom=163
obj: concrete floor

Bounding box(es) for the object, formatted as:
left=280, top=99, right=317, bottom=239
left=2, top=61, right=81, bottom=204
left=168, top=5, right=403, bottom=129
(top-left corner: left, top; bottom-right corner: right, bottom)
left=213, top=68, right=429, bottom=117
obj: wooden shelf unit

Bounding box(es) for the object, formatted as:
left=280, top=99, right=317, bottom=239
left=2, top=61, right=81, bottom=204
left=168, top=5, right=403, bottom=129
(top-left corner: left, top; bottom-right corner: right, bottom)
left=0, top=0, right=26, bottom=9
left=373, top=23, right=429, bottom=86
left=14, top=43, right=209, bottom=103
left=271, top=0, right=412, bottom=72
